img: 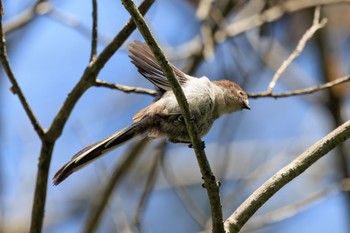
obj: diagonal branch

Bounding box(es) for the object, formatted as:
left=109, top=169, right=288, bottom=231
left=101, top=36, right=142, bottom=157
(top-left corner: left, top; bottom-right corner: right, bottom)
left=0, top=1, right=45, bottom=139
left=120, top=1, right=224, bottom=232
left=266, top=6, right=327, bottom=94
left=243, top=178, right=350, bottom=232
left=224, top=119, right=350, bottom=233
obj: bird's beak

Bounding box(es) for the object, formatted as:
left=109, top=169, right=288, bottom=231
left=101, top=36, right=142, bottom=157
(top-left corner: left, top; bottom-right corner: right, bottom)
left=243, top=101, right=251, bottom=110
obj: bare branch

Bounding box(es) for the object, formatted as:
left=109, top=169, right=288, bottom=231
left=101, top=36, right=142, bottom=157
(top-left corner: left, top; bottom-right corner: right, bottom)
left=224, top=120, right=350, bottom=233
left=90, top=0, right=98, bottom=61
left=0, top=0, right=45, bottom=139
left=249, top=75, right=350, bottom=98
left=266, top=6, right=327, bottom=94
left=120, top=0, right=224, bottom=232
left=94, top=79, right=159, bottom=96
left=243, top=178, right=350, bottom=232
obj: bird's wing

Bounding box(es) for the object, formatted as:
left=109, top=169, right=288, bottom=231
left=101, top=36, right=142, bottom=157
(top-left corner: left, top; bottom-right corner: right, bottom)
left=133, top=104, right=150, bottom=122
left=128, top=40, right=191, bottom=91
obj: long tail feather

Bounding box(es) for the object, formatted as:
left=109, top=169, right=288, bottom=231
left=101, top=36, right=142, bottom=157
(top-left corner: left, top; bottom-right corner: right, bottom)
left=53, top=122, right=143, bottom=185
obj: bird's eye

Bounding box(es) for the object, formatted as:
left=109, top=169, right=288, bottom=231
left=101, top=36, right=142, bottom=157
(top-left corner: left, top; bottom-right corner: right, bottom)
left=238, top=91, right=244, bottom=96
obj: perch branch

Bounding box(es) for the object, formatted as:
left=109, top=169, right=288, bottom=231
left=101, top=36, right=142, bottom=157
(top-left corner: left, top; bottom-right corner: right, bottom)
left=120, top=0, right=224, bottom=232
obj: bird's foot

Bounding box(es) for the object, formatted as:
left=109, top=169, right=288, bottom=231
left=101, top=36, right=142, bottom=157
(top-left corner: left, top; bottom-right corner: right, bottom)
left=177, top=115, right=195, bottom=123
left=188, top=141, right=206, bottom=149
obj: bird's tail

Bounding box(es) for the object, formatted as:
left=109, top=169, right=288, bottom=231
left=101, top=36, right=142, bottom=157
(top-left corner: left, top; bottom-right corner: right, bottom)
left=53, top=121, right=145, bottom=185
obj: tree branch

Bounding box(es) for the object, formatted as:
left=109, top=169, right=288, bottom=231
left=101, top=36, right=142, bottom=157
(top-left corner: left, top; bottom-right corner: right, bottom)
left=29, top=143, right=54, bottom=233
left=243, top=178, right=350, bottom=232
left=90, top=0, right=98, bottom=61
left=0, top=0, right=45, bottom=139
left=94, top=79, right=159, bottom=96
left=120, top=1, right=224, bottom=232
left=224, top=119, right=350, bottom=233
left=249, top=75, right=350, bottom=98
left=266, top=6, right=327, bottom=94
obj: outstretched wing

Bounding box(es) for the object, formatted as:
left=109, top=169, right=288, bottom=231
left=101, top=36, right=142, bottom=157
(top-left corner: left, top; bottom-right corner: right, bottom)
left=128, top=40, right=191, bottom=91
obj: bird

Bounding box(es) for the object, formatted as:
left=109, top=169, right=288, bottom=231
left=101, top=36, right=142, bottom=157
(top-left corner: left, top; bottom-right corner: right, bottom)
left=53, top=40, right=250, bottom=185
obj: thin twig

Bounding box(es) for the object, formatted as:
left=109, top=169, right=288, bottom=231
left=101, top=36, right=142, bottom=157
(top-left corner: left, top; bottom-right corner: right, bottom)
left=94, top=79, right=159, bottom=96
left=132, top=140, right=165, bottom=231
left=224, top=120, right=350, bottom=233
left=249, top=75, right=350, bottom=98
left=0, top=0, right=45, bottom=139
left=90, top=0, right=98, bottom=61
left=120, top=1, right=224, bottom=232
left=266, top=6, right=327, bottom=94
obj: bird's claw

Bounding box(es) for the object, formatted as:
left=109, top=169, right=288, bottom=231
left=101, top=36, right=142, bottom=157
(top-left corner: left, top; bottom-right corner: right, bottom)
left=188, top=141, right=206, bottom=149
left=189, top=115, right=195, bottom=123
left=177, top=115, right=195, bottom=123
